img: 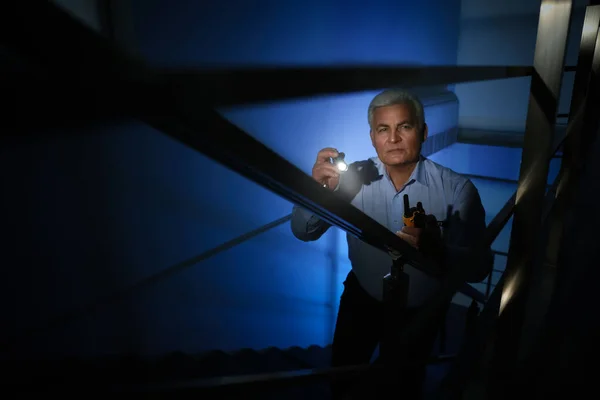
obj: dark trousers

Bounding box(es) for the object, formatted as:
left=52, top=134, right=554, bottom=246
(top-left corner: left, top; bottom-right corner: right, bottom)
left=331, top=271, right=445, bottom=400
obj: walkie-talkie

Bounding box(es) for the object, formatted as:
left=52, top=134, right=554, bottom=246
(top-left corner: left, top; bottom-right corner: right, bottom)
left=402, top=194, right=426, bottom=228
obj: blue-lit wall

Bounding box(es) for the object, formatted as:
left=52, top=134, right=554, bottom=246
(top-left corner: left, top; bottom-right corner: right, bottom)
left=1, top=0, right=463, bottom=359
left=455, top=0, right=588, bottom=131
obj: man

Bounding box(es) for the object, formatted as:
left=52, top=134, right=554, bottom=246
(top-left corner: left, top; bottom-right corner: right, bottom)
left=290, top=88, right=491, bottom=399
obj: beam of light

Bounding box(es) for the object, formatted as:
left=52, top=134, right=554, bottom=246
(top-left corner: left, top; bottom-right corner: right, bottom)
left=499, top=267, right=524, bottom=315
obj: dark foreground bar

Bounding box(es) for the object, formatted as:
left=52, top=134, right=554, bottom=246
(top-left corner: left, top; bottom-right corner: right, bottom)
left=156, top=65, right=533, bottom=108
left=0, top=3, right=530, bottom=110
left=490, top=1, right=574, bottom=394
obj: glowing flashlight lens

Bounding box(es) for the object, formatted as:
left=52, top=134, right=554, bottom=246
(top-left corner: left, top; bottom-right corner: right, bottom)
left=332, top=152, right=348, bottom=172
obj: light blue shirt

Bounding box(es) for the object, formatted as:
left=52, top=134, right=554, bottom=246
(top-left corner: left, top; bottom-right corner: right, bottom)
left=291, top=156, right=488, bottom=306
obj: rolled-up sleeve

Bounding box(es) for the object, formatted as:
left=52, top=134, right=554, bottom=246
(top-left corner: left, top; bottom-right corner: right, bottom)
left=290, top=205, right=331, bottom=242
left=289, top=161, right=366, bottom=242
left=444, top=180, right=493, bottom=282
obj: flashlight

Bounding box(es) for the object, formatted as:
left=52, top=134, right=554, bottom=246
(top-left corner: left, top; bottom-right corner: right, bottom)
left=332, top=152, right=348, bottom=172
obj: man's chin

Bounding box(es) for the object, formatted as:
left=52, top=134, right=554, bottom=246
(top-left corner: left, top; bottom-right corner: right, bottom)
left=382, top=156, right=411, bottom=166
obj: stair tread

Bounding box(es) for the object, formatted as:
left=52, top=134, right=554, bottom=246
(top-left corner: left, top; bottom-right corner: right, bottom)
left=3, top=344, right=334, bottom=385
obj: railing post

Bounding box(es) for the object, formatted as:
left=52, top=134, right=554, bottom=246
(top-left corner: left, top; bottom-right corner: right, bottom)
left=485, top=254, right=494, bottom=300
left=488, top=0, right=574, bottom=397
left=381, top=257, right=409, bottom=365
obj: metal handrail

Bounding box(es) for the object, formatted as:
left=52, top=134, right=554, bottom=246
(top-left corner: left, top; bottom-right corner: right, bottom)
left=16, top=190, right=494, bottom=344
left=7, top=170, right=512, bottom=343
left=4, top=215, right=294, bottom=344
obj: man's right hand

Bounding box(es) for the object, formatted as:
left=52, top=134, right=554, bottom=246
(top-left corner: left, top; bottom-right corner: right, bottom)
left=312, top=147, right=340, bottom=190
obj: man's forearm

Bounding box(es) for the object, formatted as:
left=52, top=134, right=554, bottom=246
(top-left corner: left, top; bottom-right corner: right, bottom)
left=289, top=162, right=365, bottom=242
left=290, top=206, right=331, bottom=242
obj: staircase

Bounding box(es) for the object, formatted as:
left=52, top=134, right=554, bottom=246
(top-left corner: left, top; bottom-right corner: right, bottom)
left=4, top=344, right=457, bottom=398
left=3, top=301, right=474, bottom=397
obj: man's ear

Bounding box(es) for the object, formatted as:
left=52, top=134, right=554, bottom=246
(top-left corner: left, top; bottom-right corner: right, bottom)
left=370, top=129, right=376, bottom=147
left=422, top=124, right=429, bottom=142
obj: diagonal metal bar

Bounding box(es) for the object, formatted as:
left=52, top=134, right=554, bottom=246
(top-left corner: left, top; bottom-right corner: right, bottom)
left=511, top=6, right=600, bottom=391
left=0, top=1, right=562, bottom=112
left=556, top=6, right=600, bottom=180
left=0, top=0, right=575, bottom=122
left=0, top=0, right=577, bottom=107
left=488, top=1, right=574, bottom=397
left=534, top=2, right=600, bottom=320
left=139, top=106, right=486, bottom=303
left=155, top=65, right=534, bottom=107
left=476, top=108, right=577, bottom=252
left=1, top=1, right=534, bottom=106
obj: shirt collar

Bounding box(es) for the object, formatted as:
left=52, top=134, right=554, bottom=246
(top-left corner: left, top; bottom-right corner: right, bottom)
left=373, top=155, right=429, bottom=187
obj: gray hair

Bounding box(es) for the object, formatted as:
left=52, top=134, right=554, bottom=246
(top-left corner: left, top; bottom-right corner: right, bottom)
left=367, top=89, right=425, bottom=131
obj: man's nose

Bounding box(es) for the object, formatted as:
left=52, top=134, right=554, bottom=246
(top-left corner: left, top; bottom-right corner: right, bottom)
left=389, top=130, right=401, bottom=143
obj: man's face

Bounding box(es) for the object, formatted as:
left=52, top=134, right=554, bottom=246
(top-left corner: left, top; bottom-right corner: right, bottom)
left=370, top=103, right=427, bottom=167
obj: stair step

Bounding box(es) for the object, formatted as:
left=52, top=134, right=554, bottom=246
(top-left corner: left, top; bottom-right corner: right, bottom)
left=2, top=344, right=333, bottom=386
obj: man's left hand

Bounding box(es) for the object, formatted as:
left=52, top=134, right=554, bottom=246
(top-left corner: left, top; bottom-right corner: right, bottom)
left=397, top=224, right=445, bottom=264
left=396, top=226, right=422, bottom=249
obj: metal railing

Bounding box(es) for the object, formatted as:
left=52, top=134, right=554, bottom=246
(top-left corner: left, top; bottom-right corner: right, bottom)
left=2, top=0, right=600, bottom=398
